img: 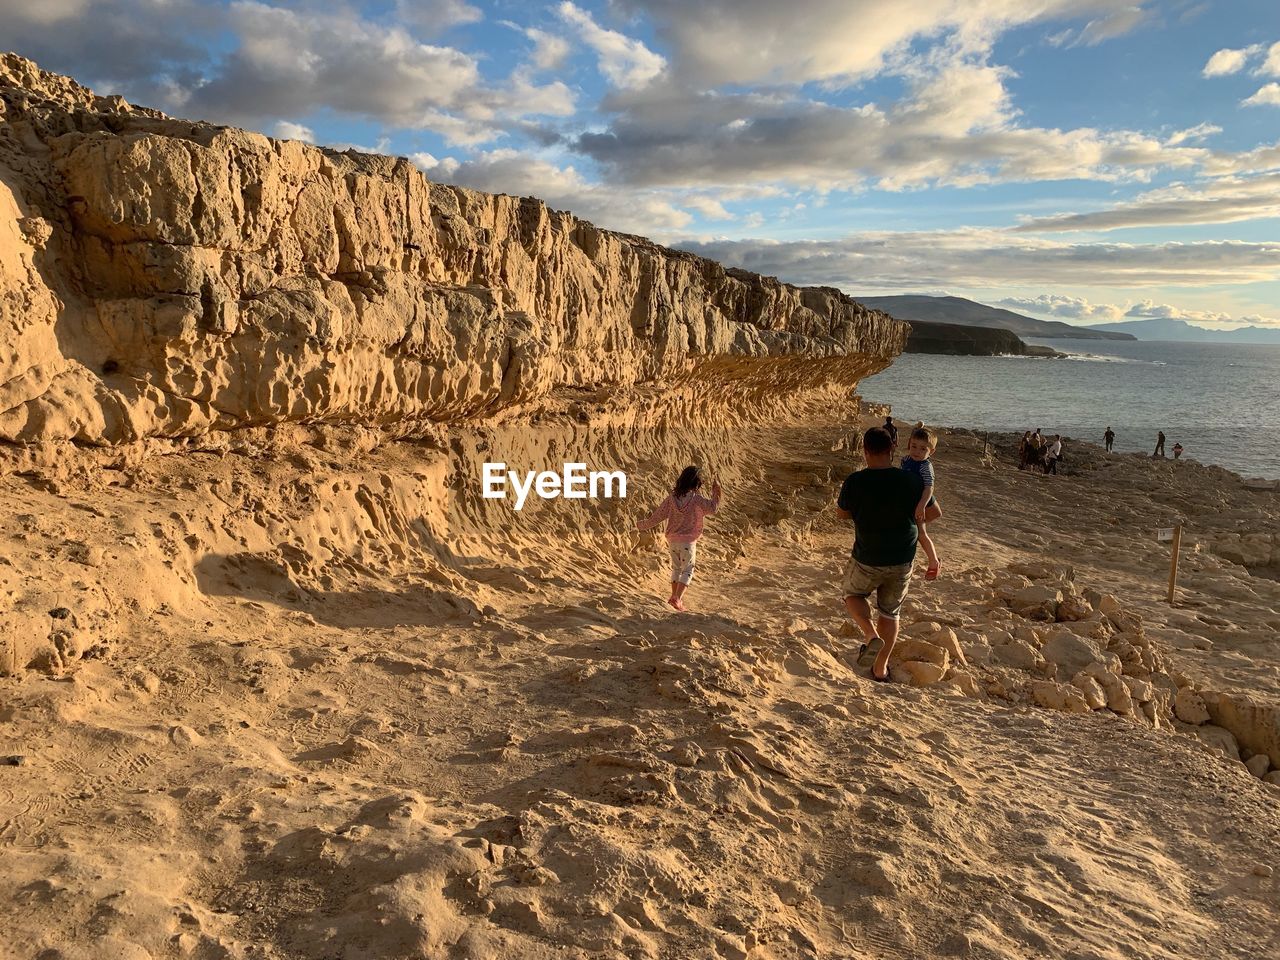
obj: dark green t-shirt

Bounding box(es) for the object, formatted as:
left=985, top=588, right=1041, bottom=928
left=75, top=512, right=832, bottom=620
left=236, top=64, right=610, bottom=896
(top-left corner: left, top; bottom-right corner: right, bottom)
left=837, top=467, right=924, bottom=566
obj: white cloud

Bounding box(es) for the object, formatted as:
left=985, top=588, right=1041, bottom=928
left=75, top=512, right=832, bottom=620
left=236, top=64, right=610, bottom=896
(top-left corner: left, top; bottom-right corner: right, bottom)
left=1202, top=44, right=1262, bottom=77
left=1243, top=82, right=1280, bottom=107
left=413, top=149, right=694, bottom=233
left=1166, top=122, right=1220, bottom=145
left=999, top=294, right=1280, bottom=329
left=1124, top=299, right=1231, bottom=324
left=682, top=195, right=735, bottom=220
left=4, top=0, right=572, bottom=145
left=679, top=231, right=1280, bottom=290
left=1262, top=41, right=1280, bottom=77
left=1014, top=170, right=1280, bottom=232
left=577, top=68, right=1208, bottom=190
left=272, top=120, right=315, bottom=142
left=995, top=295, right=1125, bottom=321
left=524, top=27, right=572, bottom=71
left=392, top=0, right=483, bottom=34
left=616, top=0, right=1150, bottom=87
left=1074, top=5, right=1147, bottom=46
left=557, top=2, right=666, bottom=89
left=1203, top=139, right=1280, bottom=176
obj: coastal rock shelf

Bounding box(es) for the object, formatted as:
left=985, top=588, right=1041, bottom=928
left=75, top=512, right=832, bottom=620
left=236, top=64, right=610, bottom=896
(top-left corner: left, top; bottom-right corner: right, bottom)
left=0, top=54, right=904, bottom=445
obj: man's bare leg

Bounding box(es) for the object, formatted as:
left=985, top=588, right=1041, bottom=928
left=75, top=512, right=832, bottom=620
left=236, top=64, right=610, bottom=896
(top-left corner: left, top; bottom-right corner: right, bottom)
left=844, top=594, right=878, bottom=644
left=871, top=615, right=900, bottom=680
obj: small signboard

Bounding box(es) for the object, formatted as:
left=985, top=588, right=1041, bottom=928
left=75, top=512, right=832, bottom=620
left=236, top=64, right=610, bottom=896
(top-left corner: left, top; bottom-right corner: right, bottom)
left=1157, top=527, right=1175, bottom=542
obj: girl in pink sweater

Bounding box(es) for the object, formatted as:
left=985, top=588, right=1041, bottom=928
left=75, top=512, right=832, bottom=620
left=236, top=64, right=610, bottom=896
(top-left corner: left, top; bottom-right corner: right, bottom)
left=637, top=466, right=723, bottom=611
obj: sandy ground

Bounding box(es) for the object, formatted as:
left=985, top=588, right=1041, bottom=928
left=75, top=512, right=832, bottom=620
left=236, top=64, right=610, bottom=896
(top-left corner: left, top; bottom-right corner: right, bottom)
left=2, top=414, right=1279, bottom=960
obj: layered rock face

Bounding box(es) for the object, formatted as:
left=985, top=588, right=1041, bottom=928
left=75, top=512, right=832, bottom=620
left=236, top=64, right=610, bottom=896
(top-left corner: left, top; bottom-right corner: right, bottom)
left=0, top=54, right=905, bottom=445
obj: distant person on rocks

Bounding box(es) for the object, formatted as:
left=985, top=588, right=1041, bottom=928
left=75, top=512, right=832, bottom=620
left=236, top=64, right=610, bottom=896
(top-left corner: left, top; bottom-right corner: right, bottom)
left=902, top=427, right=943, bottom=579
left=1173, top=442, right=1184, bottom=460
left=637, top=466, right=722, bottom=612
left=1028, top=429, right=1045, bottom=471
left=837, top=427, right=926, bottom=683
left=1104, top=426, right=1115, bottom=452
left=1044, top=434, right=1063, bottom=475
left=1018, top=431, right=1032, bottom=470
left=1154, top=431, right=1166, bottom=458
left=883, top=416, right=898, bottom=451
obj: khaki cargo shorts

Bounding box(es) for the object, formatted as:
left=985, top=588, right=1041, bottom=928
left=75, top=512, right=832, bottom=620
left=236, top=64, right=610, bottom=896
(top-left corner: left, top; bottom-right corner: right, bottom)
left=842, top=558, right=913, bottom=619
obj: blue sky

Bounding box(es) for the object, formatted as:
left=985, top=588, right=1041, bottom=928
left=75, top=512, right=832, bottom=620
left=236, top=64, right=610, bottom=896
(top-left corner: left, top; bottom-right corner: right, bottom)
left=3, top=0, right=1278, bottom=327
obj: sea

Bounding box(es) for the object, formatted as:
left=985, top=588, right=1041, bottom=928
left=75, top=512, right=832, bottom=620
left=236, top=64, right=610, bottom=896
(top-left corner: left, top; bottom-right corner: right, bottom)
left=860, top=338, right=1280, bottom=481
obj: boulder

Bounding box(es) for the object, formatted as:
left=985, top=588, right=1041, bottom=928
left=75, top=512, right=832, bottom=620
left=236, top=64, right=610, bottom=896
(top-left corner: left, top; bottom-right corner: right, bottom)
left=889, top=639, right=949, bottom=670
left=1008, top=585, right=1061, bottom=621
left=1084, top=661, right=1133, bottom=714
left=1030, top=680, right=1091, bottom=714
left=955, top=630, right=992, bottom=664
left=1071, top=673, right=1108, bottom=710
left=1040, top=631, right=1102, bottom=678
left=1056, top=595, right=1094, bottom=622
left=890, top=660, right=946, bottom=687
left=1195, top=725, right=1241, bottom=761
left=1265, top=772, right=1280, bottom=787
left=1105, top=608, right=1144, bottom=635
left=1173, top=687, right=1210, bottom=725
left=930, top=629, right=967, bottom=666
left=1122, top=676, right=1154, bottom=704
left=1245, top=754, right=1271, bottom=778
left=991, top=638, right=1043, bottom=672
left=942, top=669, right=982, bottom=698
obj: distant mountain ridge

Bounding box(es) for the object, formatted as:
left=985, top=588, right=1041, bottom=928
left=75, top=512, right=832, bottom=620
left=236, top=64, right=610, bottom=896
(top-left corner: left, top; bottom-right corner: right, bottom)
left=856, top=295, right=1136, bottom=341
left=1084, top=318, right=1280, bottom=344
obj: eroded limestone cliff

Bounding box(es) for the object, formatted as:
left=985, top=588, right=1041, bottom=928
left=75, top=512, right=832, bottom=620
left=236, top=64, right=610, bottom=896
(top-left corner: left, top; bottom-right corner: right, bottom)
left=0, top=54, right=905, bottom=445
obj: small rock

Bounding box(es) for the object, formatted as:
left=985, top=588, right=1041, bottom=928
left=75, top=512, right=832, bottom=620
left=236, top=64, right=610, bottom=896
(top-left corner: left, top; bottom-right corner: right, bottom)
left=1254, top=864, right=1274, bottom=878
left=942, top=669, right=983, bottom=698
left=1071, top=673, right=1108, bottom=710
left=890, top=639, right=949, bottom=669
left=890, top=660, right=946, bottom=687
left=1195, top=724, right=1240, bottom=761
left=1041, top=631, right=1103, bottom=678
left=1245, top=754, right=1271, bottom=778
left=992, top=638, right=1043, bottom=672
left=1009, top=585, right=1061, bottom=621
left=1121, top=676, right=1154, bottom=703
left=1056, top=595, right=1093, bottom=622
left=1098, top=594, right=1123, bottom=616
left=1173, top=687, right=1210, bottom=725
left=1031, top=680, right=1091, bottom=714
left=169, top=725, right=203, bottom=747
left=133, top=671, right=162, bottom=695
left=774, top=878, right=810, bottom=906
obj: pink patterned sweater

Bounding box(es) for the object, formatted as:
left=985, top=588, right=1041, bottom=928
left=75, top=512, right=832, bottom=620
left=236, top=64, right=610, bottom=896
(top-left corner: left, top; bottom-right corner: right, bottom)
left=637, top=490, right=721, bottom=544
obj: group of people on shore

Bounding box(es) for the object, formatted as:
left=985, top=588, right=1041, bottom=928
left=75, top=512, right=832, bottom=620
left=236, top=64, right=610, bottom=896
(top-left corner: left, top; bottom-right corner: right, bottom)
left=1017, top=429, right=1064, bottom=473
left=636, top=418, right=943, bottom=682
left=634, top=414, right=1195, bottom=681
left=1108, top=427, right=1184, bottom=460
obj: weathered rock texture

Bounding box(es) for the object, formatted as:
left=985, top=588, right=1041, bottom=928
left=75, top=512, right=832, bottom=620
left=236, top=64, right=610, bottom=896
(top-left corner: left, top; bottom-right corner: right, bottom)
left=0, top=54, right=905, bottom=445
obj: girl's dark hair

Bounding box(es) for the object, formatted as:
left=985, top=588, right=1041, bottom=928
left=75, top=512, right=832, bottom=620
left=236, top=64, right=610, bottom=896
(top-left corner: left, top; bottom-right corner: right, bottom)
left=674, top=466, right=702, bottom=497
